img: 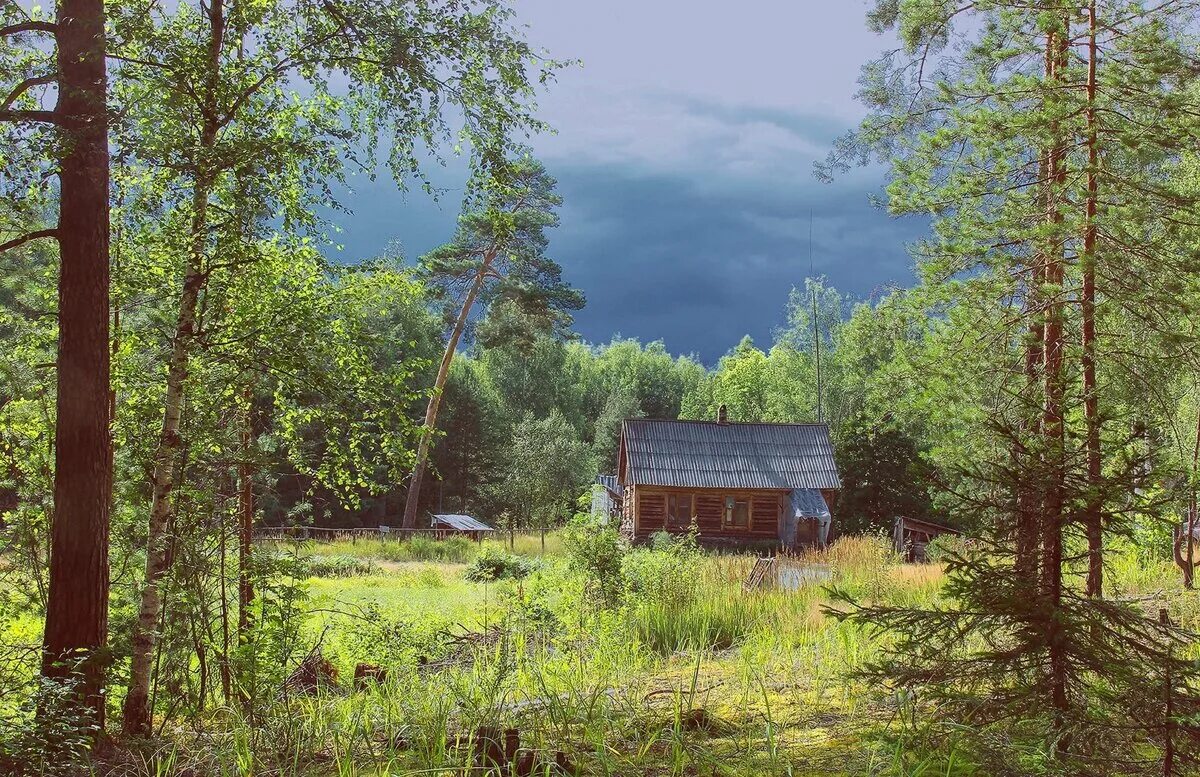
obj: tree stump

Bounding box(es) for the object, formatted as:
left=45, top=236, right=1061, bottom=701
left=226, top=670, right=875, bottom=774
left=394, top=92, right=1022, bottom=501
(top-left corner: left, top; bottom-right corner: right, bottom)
left=353, top=662, right=387, bottom=690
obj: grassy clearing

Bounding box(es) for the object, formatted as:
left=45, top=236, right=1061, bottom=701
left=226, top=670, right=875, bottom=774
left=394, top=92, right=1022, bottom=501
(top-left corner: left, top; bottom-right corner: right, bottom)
left=7, top=532, right=1190, bottom=775
left=289, top=531, right=564, bottom=567
left=126, top=534, right=947, bottom=776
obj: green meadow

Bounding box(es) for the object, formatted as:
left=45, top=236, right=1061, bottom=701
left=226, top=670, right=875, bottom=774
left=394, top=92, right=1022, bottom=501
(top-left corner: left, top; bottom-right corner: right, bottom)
left=61, top=531, right=1177, bottom=777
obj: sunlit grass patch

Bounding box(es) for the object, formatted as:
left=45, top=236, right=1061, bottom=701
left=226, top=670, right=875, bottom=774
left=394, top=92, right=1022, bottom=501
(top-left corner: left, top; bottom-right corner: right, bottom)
left=307, top=567, right=486, bottom=622
left=483, top=531, right=565, bottom=558
left=87, top=534, right=1199, bottom=776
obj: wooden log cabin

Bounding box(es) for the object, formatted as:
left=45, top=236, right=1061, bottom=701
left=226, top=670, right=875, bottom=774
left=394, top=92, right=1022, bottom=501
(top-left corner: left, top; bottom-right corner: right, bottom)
left=616, top=408, right=841, bottom=550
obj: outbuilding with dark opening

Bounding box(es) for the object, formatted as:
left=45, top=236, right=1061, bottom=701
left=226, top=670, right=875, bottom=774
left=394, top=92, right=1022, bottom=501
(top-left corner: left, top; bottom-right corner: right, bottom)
left=430, top=513, right=495, bottom=541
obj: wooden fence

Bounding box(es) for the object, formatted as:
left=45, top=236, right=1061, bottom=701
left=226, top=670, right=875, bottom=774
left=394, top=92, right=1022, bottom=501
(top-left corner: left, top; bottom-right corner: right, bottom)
left=252, top=526, right=541, bottom=543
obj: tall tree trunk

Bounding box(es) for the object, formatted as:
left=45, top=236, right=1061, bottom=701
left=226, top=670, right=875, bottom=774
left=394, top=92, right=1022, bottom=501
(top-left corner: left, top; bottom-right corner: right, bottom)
left=236, top=387, right=254, bottom=713
left=1082, top=0, right=1103, bottom=598
left=121, top=207, right=206, bottom=736
left=1016, top=161, right=1047, bottom=584
left=218, top=508, right=231, bottom=704
left=1040, top=19, right=1071, bottom=749
left=123, top=0, right=224, bottom=735
left=40, top=0, right=112, bottom=734
left=238, top=387, right=254, bottom=635
left=1186, top=415, right=1200, bottom=588
left=402, top=263, right=492, bottom=529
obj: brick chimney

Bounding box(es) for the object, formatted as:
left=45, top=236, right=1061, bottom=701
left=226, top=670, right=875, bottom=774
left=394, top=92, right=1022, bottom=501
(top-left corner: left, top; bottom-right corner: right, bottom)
left=717, top=404, right=729, bottom=425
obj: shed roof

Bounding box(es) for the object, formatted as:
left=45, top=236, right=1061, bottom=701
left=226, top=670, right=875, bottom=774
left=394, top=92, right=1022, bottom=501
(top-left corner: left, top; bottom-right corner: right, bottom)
left=894, top=516, right=959, bottom=535
left=431, top=514, right=494, bottom=532
left=618, top=419, right=841, bottom=491
left=789, top=488, right=832, bottom=518
left=595, top=474, right=623, bottom=496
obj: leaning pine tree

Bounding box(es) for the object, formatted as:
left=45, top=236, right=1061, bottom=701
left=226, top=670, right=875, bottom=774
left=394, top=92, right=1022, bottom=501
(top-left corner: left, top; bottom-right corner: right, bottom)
left=401, top=156, right=584, bottom=530
left=821, top=1, right=1200, bottom=771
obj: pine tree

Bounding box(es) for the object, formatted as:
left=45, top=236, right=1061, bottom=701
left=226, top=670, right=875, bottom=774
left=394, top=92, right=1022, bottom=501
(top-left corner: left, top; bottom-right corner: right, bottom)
left=822, top=1, right=1200, bottom=767
left=401, top=157, right=584, bottom=529
left=1, top=0, right=112, bottom=733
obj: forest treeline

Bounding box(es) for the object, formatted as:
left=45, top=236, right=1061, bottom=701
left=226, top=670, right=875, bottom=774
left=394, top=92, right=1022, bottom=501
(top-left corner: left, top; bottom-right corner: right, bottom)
left=4, top=251, right=940, bottom=541
left=410, top=279, right=938, bottom=537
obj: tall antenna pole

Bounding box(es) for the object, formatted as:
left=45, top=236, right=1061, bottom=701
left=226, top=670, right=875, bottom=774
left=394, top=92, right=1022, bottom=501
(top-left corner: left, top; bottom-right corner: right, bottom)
left=810, top=210, right=822, bottom=423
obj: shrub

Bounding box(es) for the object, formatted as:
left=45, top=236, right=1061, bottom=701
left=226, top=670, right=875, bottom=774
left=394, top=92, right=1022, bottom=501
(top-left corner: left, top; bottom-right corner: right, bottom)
left=305, top=554, right=380, bottom=578
left=465, top=547, right=536, bottom=582
left=437, top=536, right=475, bottom=562
left=563, top=514, right=627, bottom=607
left=649, top=524, right=699, bottom=554
left=923, top=533, right=970, bottom=564
left=416, top=566, right=446, bottom=588
left=0, top=675, right=97, bottom=776
left=648, top=530, right=674, bottom=552
left=408, top=535, right=439, bottom=561
left=340, top=603, right=457, bottom=668
left=623, top=531, right=700, bottom=609
left=622, top=549, right=694, bottom=609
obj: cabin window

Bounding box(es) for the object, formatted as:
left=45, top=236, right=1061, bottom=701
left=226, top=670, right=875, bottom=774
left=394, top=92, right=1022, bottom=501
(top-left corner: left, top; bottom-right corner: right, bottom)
left=667, top=493, right=693, bottom=529
left=724, top=496, right=750, bottom=530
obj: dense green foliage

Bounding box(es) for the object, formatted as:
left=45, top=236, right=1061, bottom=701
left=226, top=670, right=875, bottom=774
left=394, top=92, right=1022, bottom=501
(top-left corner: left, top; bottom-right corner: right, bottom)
left=820, top=0, right=1200, bottom=771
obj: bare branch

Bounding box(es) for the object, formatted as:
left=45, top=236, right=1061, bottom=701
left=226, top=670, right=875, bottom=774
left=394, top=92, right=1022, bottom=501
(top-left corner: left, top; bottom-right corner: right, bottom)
left=0, top=21, right=57, bottom=37
left=1, top=74, right=56, bottom=111
left=0, top=229, right=58, bottom=253
left=0, top=108, right=60, bottom=124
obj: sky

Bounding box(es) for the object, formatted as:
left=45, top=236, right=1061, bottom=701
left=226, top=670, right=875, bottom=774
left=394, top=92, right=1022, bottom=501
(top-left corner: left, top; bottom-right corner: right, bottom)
left=325, top=1, right=927, bottom=364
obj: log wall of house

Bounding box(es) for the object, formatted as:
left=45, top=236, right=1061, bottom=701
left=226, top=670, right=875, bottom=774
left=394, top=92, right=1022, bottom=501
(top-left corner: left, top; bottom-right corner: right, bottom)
left=619, top=484, right=635, bottom=536
left=624, top=486, right=786, bottom=544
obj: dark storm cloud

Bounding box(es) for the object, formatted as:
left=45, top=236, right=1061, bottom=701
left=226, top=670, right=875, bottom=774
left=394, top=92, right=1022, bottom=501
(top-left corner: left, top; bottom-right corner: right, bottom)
left=322, top=101, right=926, bottom=365
left=320, top=4, right=925, bottom=363
left=548, top=160, right=925, bottom=363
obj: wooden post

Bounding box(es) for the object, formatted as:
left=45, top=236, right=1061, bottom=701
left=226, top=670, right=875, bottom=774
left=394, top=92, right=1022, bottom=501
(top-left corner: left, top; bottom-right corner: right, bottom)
left=1162, top=607, right=1174, bottom=776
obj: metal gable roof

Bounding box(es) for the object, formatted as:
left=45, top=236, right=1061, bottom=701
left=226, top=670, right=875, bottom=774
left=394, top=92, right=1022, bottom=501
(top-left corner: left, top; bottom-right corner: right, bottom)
left=620, top=419, right=841, bottom=491
left=431, top=514, right=494, bottom=531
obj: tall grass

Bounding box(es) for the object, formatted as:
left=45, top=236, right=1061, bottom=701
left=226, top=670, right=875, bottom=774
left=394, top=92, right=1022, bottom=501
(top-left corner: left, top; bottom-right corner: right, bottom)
left=483, top=531, right=565, bottom=558
left=266, top=530, right=566, bottom=568
left=627, top=534, right=922, bottom=657
left=631, top=586, right=768, bottom=654
left=270, top=535, right=479, bottom=564
left=92, top=534, right=1200, bottom=776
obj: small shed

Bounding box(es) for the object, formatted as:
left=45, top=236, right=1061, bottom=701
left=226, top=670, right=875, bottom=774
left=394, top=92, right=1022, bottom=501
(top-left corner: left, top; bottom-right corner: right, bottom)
left=893, top=516, right=959, bottom=562
left=592, top=475, right=623, bottom=522
left=431, top=514, right=494, bottom=541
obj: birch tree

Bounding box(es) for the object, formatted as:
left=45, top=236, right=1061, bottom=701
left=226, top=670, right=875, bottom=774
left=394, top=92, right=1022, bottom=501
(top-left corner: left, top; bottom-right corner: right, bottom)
left=110, top=0, right=560, bottom=737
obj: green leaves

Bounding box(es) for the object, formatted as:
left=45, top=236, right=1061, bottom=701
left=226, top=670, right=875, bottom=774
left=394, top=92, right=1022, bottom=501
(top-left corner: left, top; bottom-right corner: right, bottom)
left=500, top=409, right=593, bottom=531
left=269, top=258, right=433, bottom=508
left=422, top=155, right=583, bottom=346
